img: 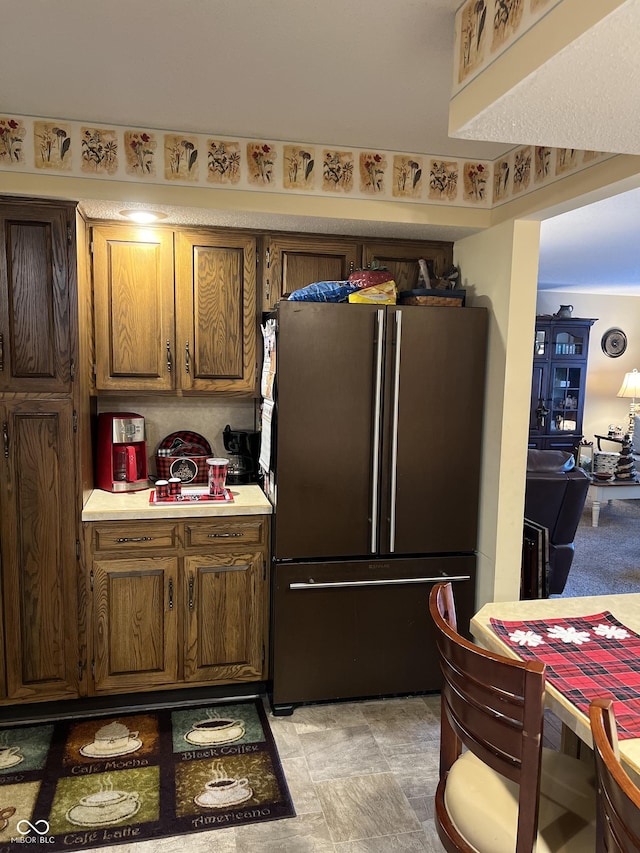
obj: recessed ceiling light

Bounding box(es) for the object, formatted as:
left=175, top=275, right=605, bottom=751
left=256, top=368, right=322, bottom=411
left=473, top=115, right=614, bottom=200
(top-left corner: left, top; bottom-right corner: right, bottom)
left=119, top=209, right=168, bottom=224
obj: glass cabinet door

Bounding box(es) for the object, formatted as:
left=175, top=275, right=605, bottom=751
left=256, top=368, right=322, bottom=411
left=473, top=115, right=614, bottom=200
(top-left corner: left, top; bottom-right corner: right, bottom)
left=551, top=326, right=589, bottom=357
left=550, top=364, right=583, bottom=432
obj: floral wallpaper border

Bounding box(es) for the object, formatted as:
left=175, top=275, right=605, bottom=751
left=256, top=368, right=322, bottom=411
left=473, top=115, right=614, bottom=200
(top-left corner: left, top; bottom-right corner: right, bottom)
left=0, top=114, right=612, bottom=211
left=453, top=0, right=564, bottom=93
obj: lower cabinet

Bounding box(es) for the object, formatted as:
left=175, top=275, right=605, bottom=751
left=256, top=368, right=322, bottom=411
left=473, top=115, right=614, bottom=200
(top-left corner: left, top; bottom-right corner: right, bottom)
left=85, top=515, right=269, bottom=695
left=0, top=400, right=80, bottom=702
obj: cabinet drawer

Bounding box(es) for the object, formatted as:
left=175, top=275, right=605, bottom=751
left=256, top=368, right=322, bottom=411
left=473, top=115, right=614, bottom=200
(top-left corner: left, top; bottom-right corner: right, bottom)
left=184, top=518, right=267, bottom=548
left=91, top=522, right=179, bottom=551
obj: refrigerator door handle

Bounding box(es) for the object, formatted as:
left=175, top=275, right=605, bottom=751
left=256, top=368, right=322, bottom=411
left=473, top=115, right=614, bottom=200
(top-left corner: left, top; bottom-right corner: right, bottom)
left=389, top=309, right=402, bottom=552
left=289, top=575, right=472, bottom=590
left=370, top=308, right=385, bottom=553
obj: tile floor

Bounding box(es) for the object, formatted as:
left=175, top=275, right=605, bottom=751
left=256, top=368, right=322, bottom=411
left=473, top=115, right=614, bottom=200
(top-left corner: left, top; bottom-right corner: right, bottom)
left=83, top=694, right=563, bottom=852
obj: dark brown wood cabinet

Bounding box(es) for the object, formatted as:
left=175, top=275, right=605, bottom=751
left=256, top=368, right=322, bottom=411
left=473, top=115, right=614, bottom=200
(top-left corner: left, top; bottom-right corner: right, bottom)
left=0, top=401, right=80, bottom=700
left=0, top=198, right=84, bottom=704
left=261, top=234, right=454, bottom=309
left=0, top=204, right=74, bottom=393
left=262, top=234, right=359, bottom=310
left=85, top=515, right=269, bottom=695
left=361, top=239, right=453, bottom=293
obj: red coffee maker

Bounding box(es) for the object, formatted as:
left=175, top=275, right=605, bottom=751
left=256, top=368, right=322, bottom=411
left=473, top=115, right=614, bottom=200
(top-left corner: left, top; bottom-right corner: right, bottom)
left=96, top=413, right=149, bottom=492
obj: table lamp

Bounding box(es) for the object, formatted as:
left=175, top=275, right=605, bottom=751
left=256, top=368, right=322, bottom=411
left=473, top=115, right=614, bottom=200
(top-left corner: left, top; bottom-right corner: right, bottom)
left=617, top=368, right=640, bottom=434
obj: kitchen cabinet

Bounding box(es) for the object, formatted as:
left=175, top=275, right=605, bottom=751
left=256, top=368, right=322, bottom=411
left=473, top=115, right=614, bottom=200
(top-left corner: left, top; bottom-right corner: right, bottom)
left=262, top=234, right=359, bottom=310
left=0, top=197, right=85, bottom=706
left=529, top=317, right=597, bottom=454
left=92, top=225, right=257, bottom=394
left=0, top=202, right=75, bottom=393
left=0, top=399, right=80, bottom=701
left=361, top=239, right=454, bottom=293
left=85, top=515, right=269, bottom=695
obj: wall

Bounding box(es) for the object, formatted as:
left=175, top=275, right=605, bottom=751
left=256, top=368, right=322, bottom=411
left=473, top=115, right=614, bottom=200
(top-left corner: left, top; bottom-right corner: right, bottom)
left=455, top=218, right=541, bottom=605
left=97, top=397, right=257, bottom=478
left=536, top=290, right=640, bottom=445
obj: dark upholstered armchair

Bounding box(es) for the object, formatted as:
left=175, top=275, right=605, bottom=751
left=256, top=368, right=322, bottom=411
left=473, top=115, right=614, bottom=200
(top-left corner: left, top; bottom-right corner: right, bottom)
left=524, top=449, right=589, bottom=595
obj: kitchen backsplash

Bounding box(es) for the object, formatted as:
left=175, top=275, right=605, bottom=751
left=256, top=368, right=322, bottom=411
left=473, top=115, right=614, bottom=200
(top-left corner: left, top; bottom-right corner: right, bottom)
left=97, top=397, right=257, bottom=476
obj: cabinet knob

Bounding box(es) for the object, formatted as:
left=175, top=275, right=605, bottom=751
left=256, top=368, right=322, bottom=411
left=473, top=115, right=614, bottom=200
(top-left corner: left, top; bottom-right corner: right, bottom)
left=185, top=340, right=191, bottom=374
left=188, top=575, right=194, bottom=611
left=166, top=340, right=172, bottom=372
left=168, top=577, right=174, bottom=610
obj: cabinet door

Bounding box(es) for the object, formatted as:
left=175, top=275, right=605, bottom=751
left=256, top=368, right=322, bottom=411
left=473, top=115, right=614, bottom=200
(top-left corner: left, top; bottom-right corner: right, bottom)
left=184, top=552, right=265, bottom=683
left=0, top=201, right=75, bottom=392
left=361, top=239, right=453, bottom=293
left=263, top=235, right=359, bottom=310
left=175, top=232, right=257, bottom=393
left=0, top=401, right=79, bottom=701
left=93, top=225, right=175, bottom=391
left=548, top=362, right=586, bottom=437
left=92, top=557, right=179, bottom=693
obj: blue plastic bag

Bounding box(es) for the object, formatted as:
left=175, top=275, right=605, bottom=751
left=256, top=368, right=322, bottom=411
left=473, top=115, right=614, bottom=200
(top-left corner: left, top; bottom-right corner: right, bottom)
left=288, top=281, right=358, bottom=303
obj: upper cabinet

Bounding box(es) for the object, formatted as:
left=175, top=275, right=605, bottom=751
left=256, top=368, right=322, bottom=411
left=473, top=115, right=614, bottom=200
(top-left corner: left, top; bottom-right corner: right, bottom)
left=361, top=239, right=453, bottom=293
left=175, top=231, right=257, bottom=394
left=92, top=225, right=257, bottom=394
left=92, top=225, right=175, bottom=393
left=263, top=234, right=359, bottom=311
left=0, top=202, right=76, bottom=393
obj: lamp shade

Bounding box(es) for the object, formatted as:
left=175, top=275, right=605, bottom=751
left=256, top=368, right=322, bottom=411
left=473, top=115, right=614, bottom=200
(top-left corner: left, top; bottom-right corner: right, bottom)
left=617, top=369, right=640, bottom=398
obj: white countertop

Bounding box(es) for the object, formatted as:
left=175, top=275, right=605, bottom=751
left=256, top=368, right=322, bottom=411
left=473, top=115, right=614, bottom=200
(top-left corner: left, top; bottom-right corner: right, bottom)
left=82, top=484, right=273, bottom=521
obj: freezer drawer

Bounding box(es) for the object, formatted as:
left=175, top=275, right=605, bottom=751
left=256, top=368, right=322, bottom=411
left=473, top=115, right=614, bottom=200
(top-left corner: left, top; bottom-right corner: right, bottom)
left=270, top=555, right=476, bottom=714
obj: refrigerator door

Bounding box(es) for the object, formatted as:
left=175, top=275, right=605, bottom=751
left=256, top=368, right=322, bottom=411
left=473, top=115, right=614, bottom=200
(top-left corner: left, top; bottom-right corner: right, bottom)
left=379, top=306, right=487, bottom=555
left=273, top=302, right=384, bottom=560
left=270, top=555, right=476, bottom=712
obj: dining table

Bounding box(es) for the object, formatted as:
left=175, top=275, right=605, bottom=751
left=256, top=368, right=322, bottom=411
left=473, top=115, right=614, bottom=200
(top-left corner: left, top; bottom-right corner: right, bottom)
left=470, top=593, right=640, bottom=778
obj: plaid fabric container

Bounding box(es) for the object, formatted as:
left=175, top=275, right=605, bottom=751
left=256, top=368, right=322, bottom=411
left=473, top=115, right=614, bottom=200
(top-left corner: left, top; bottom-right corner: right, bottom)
left=156, top=430, right=212, bottom=484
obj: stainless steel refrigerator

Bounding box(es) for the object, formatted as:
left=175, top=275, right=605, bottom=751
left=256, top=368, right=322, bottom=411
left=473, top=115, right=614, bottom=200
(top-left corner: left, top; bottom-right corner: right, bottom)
left=266, top=300, right=487, bottom=714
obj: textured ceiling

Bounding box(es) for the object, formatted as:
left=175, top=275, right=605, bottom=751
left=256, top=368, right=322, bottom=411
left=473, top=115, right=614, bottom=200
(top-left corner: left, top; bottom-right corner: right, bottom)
left=453, top=2, right=640, bottom=156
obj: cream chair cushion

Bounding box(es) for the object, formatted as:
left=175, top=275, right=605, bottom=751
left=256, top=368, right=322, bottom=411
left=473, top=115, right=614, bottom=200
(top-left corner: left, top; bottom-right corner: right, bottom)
left=444, top=748, right=596, bottom=853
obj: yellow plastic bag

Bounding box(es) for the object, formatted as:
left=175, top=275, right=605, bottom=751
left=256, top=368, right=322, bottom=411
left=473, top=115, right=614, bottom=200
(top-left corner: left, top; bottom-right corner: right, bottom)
left=348, top=280, right=397, bottom=304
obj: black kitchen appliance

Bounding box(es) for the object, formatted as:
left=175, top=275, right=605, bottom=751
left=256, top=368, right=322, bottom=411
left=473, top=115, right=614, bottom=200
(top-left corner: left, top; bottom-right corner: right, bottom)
left=265, top=300, right=488, bottom=714
left=222, top=425, right=260, bottom=485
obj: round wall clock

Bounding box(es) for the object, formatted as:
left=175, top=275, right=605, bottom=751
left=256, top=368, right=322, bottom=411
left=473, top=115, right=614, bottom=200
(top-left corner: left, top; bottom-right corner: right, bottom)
left=601, top=327, right=627, bottom=358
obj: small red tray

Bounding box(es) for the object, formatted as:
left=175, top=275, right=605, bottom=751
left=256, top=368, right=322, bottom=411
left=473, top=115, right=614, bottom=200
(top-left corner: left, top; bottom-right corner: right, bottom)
left=149, top=488, right=233, bottom=504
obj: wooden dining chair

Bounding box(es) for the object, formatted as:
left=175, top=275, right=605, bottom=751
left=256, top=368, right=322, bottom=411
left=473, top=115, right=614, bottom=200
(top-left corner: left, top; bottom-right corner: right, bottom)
left=430, top=582, right=597, bottom=853
left=589, top=698, right=640, bottom=852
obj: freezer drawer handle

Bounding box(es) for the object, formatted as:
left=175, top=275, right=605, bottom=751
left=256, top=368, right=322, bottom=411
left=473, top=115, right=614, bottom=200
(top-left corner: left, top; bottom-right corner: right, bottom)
left=289, top=575, right=471, bottom=590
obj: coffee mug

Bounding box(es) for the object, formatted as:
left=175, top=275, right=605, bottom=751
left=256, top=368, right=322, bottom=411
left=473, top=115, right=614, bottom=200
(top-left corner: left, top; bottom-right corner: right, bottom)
left=0, top=806, right=15, bottom=831
left=186, top=717, right=245, bottom=745
left=206, top=777, right=248, bottom=793
left=92, top=722, right=138, bottom=752
left=0, top=746, right=20, bottom=763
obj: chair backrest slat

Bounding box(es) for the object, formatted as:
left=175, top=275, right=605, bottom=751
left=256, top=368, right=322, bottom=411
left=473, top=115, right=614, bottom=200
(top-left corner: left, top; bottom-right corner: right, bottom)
left=430, top=582, right=546, bottom=852
left=590, top=698, right=640, bottom=853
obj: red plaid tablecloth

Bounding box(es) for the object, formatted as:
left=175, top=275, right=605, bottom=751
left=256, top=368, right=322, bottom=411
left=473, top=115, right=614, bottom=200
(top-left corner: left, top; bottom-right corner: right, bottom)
left=490, top=611, right=640, bottom=740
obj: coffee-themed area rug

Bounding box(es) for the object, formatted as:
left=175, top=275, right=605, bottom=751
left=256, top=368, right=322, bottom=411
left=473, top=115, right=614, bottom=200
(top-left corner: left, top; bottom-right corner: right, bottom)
left=0, top=699, right=294, bottom=851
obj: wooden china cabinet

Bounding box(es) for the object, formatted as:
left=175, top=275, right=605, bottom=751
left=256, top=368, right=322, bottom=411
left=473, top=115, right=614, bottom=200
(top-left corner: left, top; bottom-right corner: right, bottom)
left=529, top=316, right=597, bottom=455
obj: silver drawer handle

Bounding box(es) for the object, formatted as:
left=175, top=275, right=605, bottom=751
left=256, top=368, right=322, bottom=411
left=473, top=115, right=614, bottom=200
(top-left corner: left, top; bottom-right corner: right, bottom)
left=207, top=532, right=244, bottom=538
left=115, top=536, right=154, bottom=543
left=289, top=575, right=471, bottom=590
